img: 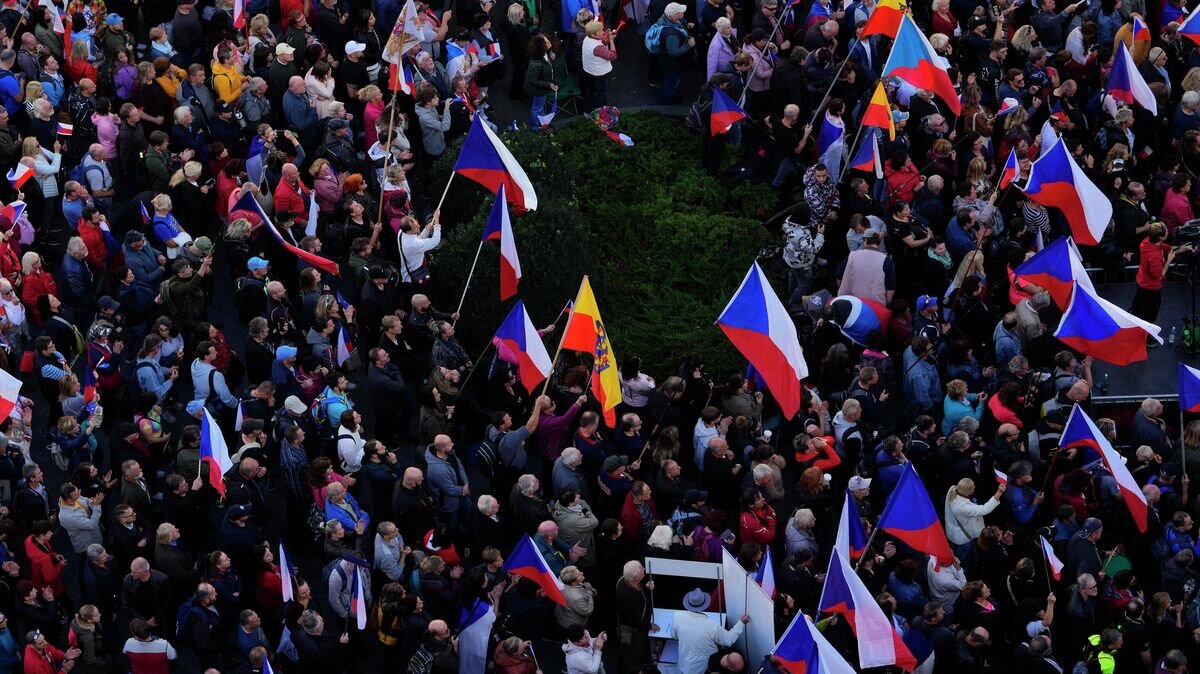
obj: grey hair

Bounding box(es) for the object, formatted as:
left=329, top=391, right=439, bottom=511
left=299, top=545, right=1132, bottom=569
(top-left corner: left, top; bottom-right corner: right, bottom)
left=622, top=560, right=644, bottom=582
left=174, top=105, right=192, bottom=124
left=1184, top=91, right=1200, bottom=110
left=561, top=447, right=582, bottom=466
left=517, top=474, right=538, bottom=496
left=66, top=237, right=87, bottom=256
left=793, top=508, right=815, bottom=528
left=323, top=519, right=343, bottom=536
left=752, top=464, right=772, bottom=481
left=476, top=495, right=497, bottom=513
left=20, top=462, right=38, bottom=479
left=560, top=565, right=581, bottom=584
left=85, top=544, right=106, bottom=562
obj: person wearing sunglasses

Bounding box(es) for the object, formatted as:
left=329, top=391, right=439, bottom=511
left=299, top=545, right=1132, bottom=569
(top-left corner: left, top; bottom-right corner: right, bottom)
left=22, top=627, right=80, bottom=674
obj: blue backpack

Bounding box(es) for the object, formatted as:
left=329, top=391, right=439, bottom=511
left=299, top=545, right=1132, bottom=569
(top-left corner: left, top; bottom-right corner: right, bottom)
left=67, top=158, right=101, bottom=187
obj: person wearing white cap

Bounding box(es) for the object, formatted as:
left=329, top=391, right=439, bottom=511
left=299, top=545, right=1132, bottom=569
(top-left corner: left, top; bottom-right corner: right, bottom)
left=670, top=588, right=748, bottom=674
left=651, top=2, right=695, bottom=105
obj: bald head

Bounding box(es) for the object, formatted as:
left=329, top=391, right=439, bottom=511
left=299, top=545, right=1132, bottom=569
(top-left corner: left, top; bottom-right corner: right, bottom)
left=282, top=163, right=299, bottom=180
left=288, top=76, right=306, bottom=94
left=403, top=467, right=423, bottom=487
left=537, top=521, right=559, bottom=540
left=433, top=434, right=452, bottom=456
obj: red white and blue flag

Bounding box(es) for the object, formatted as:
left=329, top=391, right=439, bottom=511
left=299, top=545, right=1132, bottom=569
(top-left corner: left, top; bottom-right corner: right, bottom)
left=999, top=148, right=1019, bottom=190
left=1178, top=3, right=1200, bottom=42
left=997, top=97, right=1020, bottom=117
left=1132, top=15, right=1151, bottom=40
left=199, top=408, right=233, bottom=497
left=877, top=464, right=954, bottom=566
left=711, top=86, right=748, bottom=136
left=1054, top=281, right=1161, bottom=365
left=482, top=185, right=521, bottom=300
left=453, top=115, right=538, bottom=211
left=233, top=0, right=245, bottom=28
left=1180, top=363, right=1200, bottom=413
left=772, top=612, right=857, bottom=674
left=495, top=300, right=552, bottom=398
left=819, top=547, right=917, bottom=671
left=55, top=123, right=73, bottom=136
left=279, top=542, right=295, bottom=602
left=829, top=295, right=890, bottom=346
left=716, top=262, right=810, bottom=419
left=881, top=15, right=961, bottom=114
left=835, top=489, right=869, bottom=561
left=1023, top=136, right=1112, bottom=246
left=605, top=130, right=635, bottom=146
left=349, top=565, right=367, bottom=629
left=6, top=164, right=32, bottom=190
left=754, top=546, right=776, bottom=598
left=1060, top=404, right=1149, bottom=531
left=1108, top=40, right=1158, bottom=114
left=232, top=190, right=340, bottom=275
left=994, top=467, right=1008, bottom=484
left=139, top=202, right=151, bottom=226
left=849, top=129, right=883, bottom=178
left=1039, top=536, right=1063, bottom=581
left=0, top=369, right=20, bottom=420
left=503, top=535, right=566, bottom=605
left=336, top=325, right=355, bottom=367
left=459, top=600, right=497, bottom=674
left=389, top=61, right=415, bottom=95
left=1013, top=236, right=1094, bottom=310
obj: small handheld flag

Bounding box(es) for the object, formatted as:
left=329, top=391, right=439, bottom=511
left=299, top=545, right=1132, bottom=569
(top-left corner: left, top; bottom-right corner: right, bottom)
left=139, top=202, right=151, bottom=225
left=502, top=535, right=567, bottom=605
left=754, top=546, right=776, bottom=598
left=55, top=123, right=73, bottom=136
left=336, top=325, right=355, bottom=367
left=0, top=369, right=20, bottom=419
left=199, top=408, right=233, bottom=498
left=1039, top=536, right=1063, bottom=581
left=6, top=164, right=32, bottom=190
left=349, top=566, right=368, bottom=629
left=1181, top=363, right=1200, bottom=413
left=849, top=129, right=883, bottom=178
left=994, top=467, right=1008, bottom=484
left=710, top=87, right=748, bottom=136
left=999, top=149, right=1019, bottom=190
left=279, top=542, right=295, bottom=601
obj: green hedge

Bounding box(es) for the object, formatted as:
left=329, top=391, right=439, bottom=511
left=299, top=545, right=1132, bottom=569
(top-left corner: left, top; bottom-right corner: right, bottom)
left=429, top=111, right=777, bottom=378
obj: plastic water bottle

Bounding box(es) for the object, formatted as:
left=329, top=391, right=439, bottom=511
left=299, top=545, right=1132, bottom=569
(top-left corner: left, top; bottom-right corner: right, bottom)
left=1101, top=373, right=1110, bottom=392
left=1170, top=326, right=1178, bottom=345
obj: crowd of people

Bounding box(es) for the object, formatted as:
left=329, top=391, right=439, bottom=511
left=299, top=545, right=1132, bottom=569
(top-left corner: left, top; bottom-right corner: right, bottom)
left=0, top=0, right=1189, bottom=672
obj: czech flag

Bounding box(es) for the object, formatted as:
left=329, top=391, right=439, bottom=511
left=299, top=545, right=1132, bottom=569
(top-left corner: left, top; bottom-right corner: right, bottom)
left=233, top=400, right=245, bottom=432
left=55, top=123, right=73, bottom=136
left=6, top=164, right=32, bottom=190
left=502, top=534, right=567, bottom=605
left=861, top=0, right=906, bottom=38
left=1039, top=536, right=1063, bottom=581
left=999, top=148, right=1019, bottom=189
left=349, top=565, right=367, bottom=629
left=279, top=542, right=295, bottom=601
left=335, top=325, right=354, bottom=367
left=495, top=300, right=552, bottom=392
left=233, top=0, right=245, bottom=28
left=754, top=546, right=776, bottom=598
left=82, top=365, right=97, bottom=403
left=1177, top=1, right=1200, bottom=38
left=819, top=548, right=917, bottom=671
left=536, top=98, right=557, bottom=128
left=829, top=295, right=889, bottom=346
left=560, top=276, right=622, bottom=426
left=389, top=61, right=415, bottom=95
left=877, top=464, right=954, bottom=566
left=994, top=467, right=1008, bottom=484
left=849, top=129, right=883, bottom=178
left=0, top=200, right=25, bottom=228
left=711, top=86, right=748, bottom=136
left=772, top=612, right=858, bottom=674
left=834, top=489, right=869, bottom=561
left=1180, top=363, right=1200, bottom=413
left=716, top=262, right=810, bottom=420
left=453, top=115, right=539, bottom=211
left=1023, top=136, right=1112, bottom=246
left=232, top=190, right=340, bottom=276
left=1054, top=281, right=1161, bottom=365
left=305, top=191, right=318, bottom=237
left=459, top=600, right=497, bottom=674
left=881, top=15, right=961, bottom=114
left=817, top=113, right=846, bottom=180
left=1108, top=40, right=1158, bottom=114
left=139, top=202, right=150, bottom=226
left=1132, top=15, right=1150, bottom=41
left=0, top=369, right=20, bottom=420
left=481, top=186, right=521, bottom=301
left=861, top=81, right=895, bottom=140
left=1060, top=404, right=1149, bottom=532
left=605, top=130, right=635, bottom=146
left=1013, top=236, right=1095, bottom=310
left=199, top=408, right=233, bottom=498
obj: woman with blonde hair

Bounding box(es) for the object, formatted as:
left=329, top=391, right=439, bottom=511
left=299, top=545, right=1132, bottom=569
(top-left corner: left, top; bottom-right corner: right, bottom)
left=950, top=249, right=986, bottom=294
left=19, top=252, right=57, bottom=326
left=966, top=156, right=993, bottom=200
left=248, top=14, right=276, bottom=51
left=21, top=136, right=62, bottom=199
left=944, top=477, right=1004, bottom=559
left=22, top=81, right=43, bottom=121
left=942, top=379, right=984, bottom=434
left=149, top=191, right=193, bottom=259
left=357, top=84, right=385, bottom=148
left=1010, top=25, right=1038, bottom=56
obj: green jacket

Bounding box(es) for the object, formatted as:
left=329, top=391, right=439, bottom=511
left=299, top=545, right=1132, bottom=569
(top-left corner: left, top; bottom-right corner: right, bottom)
left=143, top=148, right=171, bottom=193
left=524, top=58, right=556, bottom=96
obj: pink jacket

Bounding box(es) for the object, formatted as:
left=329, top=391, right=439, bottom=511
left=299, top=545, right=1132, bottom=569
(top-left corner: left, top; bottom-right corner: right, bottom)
left=1161, top=189, right=1194, bottom=232
left=92, top=112, right=119, bottom=160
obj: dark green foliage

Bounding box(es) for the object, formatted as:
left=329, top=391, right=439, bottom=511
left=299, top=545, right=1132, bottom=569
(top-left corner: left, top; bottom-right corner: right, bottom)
left=429, top=111, right=776, bottom=377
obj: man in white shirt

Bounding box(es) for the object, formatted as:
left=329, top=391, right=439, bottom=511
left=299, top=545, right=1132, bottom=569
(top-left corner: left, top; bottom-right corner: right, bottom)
left=670, top=588, right=748, bottom=674
left=692, top=407, right=730, bottom=471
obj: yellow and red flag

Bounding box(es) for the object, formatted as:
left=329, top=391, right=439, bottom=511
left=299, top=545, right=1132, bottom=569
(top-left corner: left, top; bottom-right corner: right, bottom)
left=560, top=276, right=622, bottom=426
left=862, top=81, right=896, bottom=140
left=861, top=0, right=906, bottom=38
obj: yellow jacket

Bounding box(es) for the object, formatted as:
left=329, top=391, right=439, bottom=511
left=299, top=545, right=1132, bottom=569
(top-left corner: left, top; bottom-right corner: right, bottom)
left=211, top=61, right=245, bottom=105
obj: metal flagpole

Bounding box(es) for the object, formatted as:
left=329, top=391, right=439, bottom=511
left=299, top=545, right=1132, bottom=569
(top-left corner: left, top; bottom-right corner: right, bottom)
left=453, top=241, right=485, bottom=324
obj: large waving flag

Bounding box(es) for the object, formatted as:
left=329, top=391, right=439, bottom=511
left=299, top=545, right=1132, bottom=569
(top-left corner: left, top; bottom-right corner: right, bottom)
left=389, top=61, right=415, bottom=94
left=849, top=129, right=883, bottom=178
left=877, top=464, right=954, bottom=566
left=453, top=115, right=539, bottom=211
left=349, top=565, right=367, bottom=629
left=817, top=113, right=846, bottom=181
left=773, top=612, right=858, bottom=674
left=711, top=86, right=748, bottom=136
left=862, top=0, right=905, bottom=37
left=1039, top=536, right=1063, bottom=581
left=755, top=546, right=776, bottom=598
left=834, top=489, right=869, bottom=561
left=279, top=542, right=295, bottom=601
left=1054, top=281, right=1161, bottom=364
left=495, top=300, right=552, bottom=392
left=820, top=548, right=917, bottom=671
left=1023, top=137, right=1112, bottom=246
left=460, top=601, right=497, bottom=674
left=232, top=190, right=340, bottom=276
left=503, top=535, right=567, bottom=605
left=1179, top=4, right=1200, bottom=44
left=881, top=15, right=961, bottom=114
left=1181, top=363, right=1200, bottom=413
left=481, top=186, right=521, bottom=300
left=0, top=369, right=20, bottom=420
left=560, top=277, right=622, bottom=425
left=1013, top=236, right=1095, bottom=310
left=383, top=0, right=424, bottom=64
left=1061, top=404, right=1149, bottom=532
left=829, top=295, right=890, bottom=346
left=999, top=148, right=1019, bottom=190
left=862, top=81, right=896, bottom=140
left=1108, top=40, right=1158, bottom=114
left=199, top=408, right=233, bottom=498
left=716, top=263, right=810, bottom=420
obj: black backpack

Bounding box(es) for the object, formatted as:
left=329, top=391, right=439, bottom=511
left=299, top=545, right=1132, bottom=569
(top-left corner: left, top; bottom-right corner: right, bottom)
left=124, top=361, right=157, bottom=403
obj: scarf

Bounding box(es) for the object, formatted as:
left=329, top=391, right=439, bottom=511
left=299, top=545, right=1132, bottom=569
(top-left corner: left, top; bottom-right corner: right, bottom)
left=927, top=247, right=952, bottom=269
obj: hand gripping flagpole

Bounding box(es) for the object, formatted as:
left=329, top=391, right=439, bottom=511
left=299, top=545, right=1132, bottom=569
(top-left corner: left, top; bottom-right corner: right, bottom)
left=376, top=101, right=401, bottom=227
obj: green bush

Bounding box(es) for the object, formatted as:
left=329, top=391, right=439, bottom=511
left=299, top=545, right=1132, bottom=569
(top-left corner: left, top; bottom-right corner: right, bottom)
left=429, top=111, right=776, bottom=378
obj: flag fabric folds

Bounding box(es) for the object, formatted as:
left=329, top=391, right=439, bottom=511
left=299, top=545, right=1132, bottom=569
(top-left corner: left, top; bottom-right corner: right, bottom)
left=881, top=15, right=961, bottom=114
left=1181, top=363, right=1200, bottom=413
left=1022, top=136, right=1112, bottom=246
left=1013, top=236, right=1095, bottom=310
left=55, top=123, right=73, bottom=136
left=232, top=0, right=245, bottom=28
left=560, top=277, right=622, bottom=424
left=502, top=535, right=567, bottom=605
left=1061, top=404, right=1149, bottom=532
left=994, top=467, right=1008, bottom=484
left=754, top=546, right=776, bottom=598
left=349, top=565, right=368, bottom=629
left=389, top=61, right=415, bottom=94
left=278, top=542, right=295, bottom=601
left=834, top=489, right=869, bottom=561
left=605, top=130, right=635, bottom=146
left=495, top=300, right=552, bottom=392
left=862, top=81, right=896, bottom=139
left=711, top=86, right=748, bottom=136
left=772, top=612, right=858, bottom=674
left=1039, top=536, right=1063, bottom=580
left=336, top=325, right=354, bottom=366
left=6, top=164, right=32, bottom=190
left=305, top=191, right=318, bottom=237
left=849, top=129, right=883, bottom=178
left=829, top=295, right=890, bottom=346
left=1054, top=281, right=1161, bottom=365
left=819, top=548, right=917, bottom=670
left=817, top=113, right=846, bottom=181
left=383, top=0, right=424, bottom=64
left=199, top=409, right=233, bottom=497
left=861, top=0, right=905, bottom=38
left=1132, top=15, right=1150, bottom=40
left=999, top=148, right=1019, bottom=189
left=482, top=186, right=521, bottom=300
left=1179, top=3, right=1200, bottom=45
left=716, top=262, right=810, bottom=419
left=877, top=464, right=954, bottom=566
left=459, top=601, right=497, bottom=674
left=0, top=369, right=20, bottom=420
left=453, top=115, right=539, bottom=211
left=232, top=190, right=340, bottom=276
left=1108, top=41, right=1158, bottom=114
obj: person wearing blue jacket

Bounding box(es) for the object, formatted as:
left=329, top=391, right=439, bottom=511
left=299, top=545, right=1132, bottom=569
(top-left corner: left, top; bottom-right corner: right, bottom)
left=1003, top=461, right=1044, bottom=529
left=121, top=231, right=165, bottom=285
left=323, top=480, right=370, bottom=540
left=425, top=434, right=470, bottom=528
left=903, top=336, right=941, bottom=419
left=282, top=76, right=319, bottom=147
left=60, top=236, right=95, bottom=328
left=874, top=436, right=908, bottom=499
left=942, top=379, right=985, bottom=435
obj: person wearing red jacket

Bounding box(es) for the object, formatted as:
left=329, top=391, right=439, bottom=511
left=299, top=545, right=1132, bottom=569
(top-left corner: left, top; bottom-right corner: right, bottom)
left=738, top=489, right=777, bottom=548
left=22, top=630, right=79, bottom=674
left=19, top=253, right=58, bottom=327
left=273, top=163, right=308, bottom=224
left=1131, top=222, right=1190, bottom=327
left=619, top=482, right=661, bottom=544
left=24, top=523, right=68, bottom=598
left=76, top=209, right=109, bottom=275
